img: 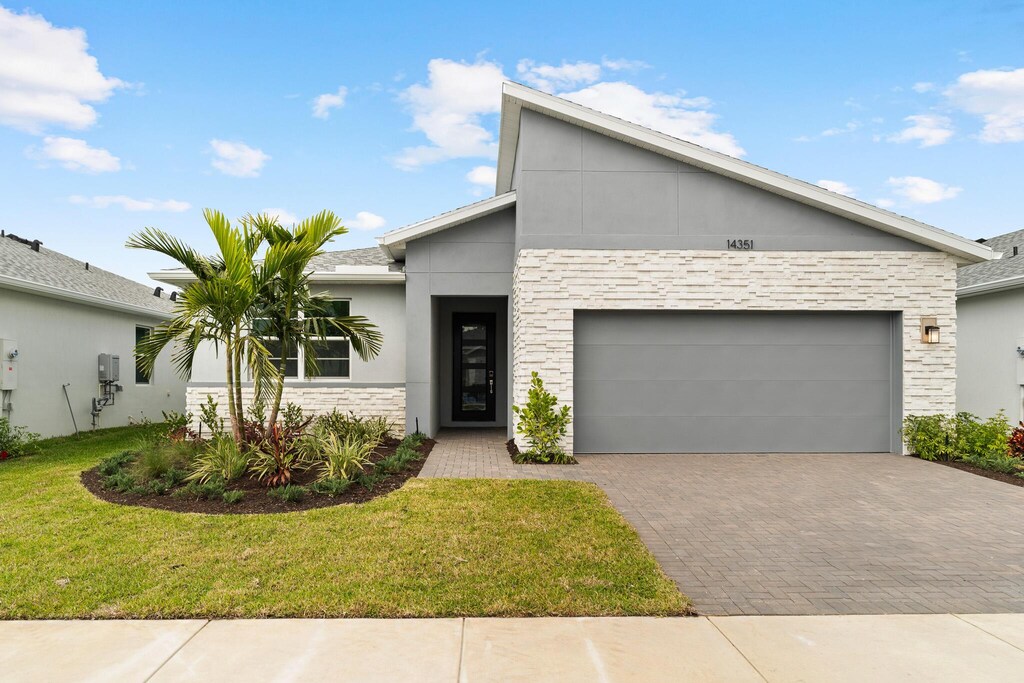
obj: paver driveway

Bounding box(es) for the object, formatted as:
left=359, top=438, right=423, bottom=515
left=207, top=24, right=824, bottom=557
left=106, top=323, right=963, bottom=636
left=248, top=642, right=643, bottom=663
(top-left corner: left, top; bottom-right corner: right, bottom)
left=421, top=429, right=1024, bottom=615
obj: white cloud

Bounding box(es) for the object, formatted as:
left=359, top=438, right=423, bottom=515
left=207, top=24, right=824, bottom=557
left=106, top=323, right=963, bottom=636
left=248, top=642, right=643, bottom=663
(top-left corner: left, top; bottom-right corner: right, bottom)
left=312, top=86, right=347, bottom=119
left=209, top=139, right=269, bottom=177
left=394, top=58, right=506, bottom=170
left=821, top=120, right=861, bottom=137
left=345, top=211, right=386, bottom=231
left=886, top=176, right=962, bottom=204
left=912, top=81, right=936, bottom=93
left=69, top=195, right=190, bottom=212
left=875, top=198, right=896, bottom=209
left=816, top=180, right=856, bottom=197
left=945, top=67, right=1024, bottom=142
left=34, top=136, right=120, bottom=172
left=516, top=59, right=602, bottom=92
left=887, top=114, right=954, bottom=147
left=560, top=81, right=745, bottom=156
left=0, top=6, right=124, bottom=132
left=466, top=165, right=497, bottom=187
left=601, top=57, right=650, bottom=72
left=261, top=207, right=298, bottom=225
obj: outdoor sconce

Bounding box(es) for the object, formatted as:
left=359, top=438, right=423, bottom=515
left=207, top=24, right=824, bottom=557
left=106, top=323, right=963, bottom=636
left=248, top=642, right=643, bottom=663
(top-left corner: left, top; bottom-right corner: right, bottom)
left=921, top=317, right=940, bottom=344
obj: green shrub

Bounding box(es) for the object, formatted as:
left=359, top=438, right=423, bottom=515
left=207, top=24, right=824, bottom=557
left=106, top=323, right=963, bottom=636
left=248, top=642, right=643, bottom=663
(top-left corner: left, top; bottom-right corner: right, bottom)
left=222, top=490, right=245, bottom=505
left=173, top=478, right=226, bottom=500
left=161, top=410, right=196, bottom=442
left=98, top=450, right=135, bottom=476
left=282, top=402, right=305, bottom=432
left=199, top=395, right=224, bottom=438
left=376, top=445, right=420, bottom=475
left=102, top=471, right=137, bottom=493
left=402, top=432, right=426, bottom=448
left=268, top=484, right=307, bottom=503
left=954, top=411, right=1010, bottom=459
left=902, top=414, right=956, bottom=461
left=303, top=433, right=373, bottom=482
left=133, top=442, right=193, bottom=482
left=188, top=437, right=249, bottom=483
left=511, top=372, right=574, bottom=464
left=310, top=478, right=351, bottom=497
left=355, top=471, right=386, bottom=491
left=314, top=411, right=391, bottom=447
left=0, top=417, right=40, bottom=460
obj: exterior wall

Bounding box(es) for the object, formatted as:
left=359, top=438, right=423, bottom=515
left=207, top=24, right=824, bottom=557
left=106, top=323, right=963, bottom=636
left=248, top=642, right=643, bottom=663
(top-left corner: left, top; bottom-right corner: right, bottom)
left=0, top=288, right=185, bottom=438
left=956, top=288, right=1024, bottom=422
left=185, top=385, right=405, bottom=432
left=514, top=109, right=933, bottom=253
left=512, top=249, right=958, bottom=454
left=405, top=208, right=515, bottom=436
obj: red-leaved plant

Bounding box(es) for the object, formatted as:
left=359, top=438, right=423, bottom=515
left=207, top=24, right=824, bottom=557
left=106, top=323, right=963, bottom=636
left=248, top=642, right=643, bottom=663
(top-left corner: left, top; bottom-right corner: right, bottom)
left=1008, top=421, right=1024, bottom=459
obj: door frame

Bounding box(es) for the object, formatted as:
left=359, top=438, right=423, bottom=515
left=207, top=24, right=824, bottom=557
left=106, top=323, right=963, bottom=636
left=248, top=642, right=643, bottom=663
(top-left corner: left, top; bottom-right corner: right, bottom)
left=452, top=312, right=497, bottom=422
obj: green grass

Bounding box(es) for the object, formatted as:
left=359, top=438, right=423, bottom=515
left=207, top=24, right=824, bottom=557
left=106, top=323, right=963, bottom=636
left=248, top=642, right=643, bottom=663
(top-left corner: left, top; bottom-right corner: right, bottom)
left=0, top=426, right=688, bottom=618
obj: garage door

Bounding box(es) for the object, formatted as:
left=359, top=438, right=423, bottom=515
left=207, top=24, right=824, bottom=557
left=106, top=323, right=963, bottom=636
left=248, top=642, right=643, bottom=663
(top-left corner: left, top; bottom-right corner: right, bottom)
left=573, top=311, right=896, bottom=453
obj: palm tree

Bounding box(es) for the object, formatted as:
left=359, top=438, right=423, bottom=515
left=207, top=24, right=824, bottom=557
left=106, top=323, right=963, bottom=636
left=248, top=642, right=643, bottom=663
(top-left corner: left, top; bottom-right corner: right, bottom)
left=251, top=210, right=383, bottom=430
left=128, top=209, right=278, bottom=443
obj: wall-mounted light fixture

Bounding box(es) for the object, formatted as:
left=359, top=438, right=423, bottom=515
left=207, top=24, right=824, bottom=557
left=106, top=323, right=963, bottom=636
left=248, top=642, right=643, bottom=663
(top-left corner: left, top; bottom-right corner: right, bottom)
left=921, top=317, right=940, bottom=344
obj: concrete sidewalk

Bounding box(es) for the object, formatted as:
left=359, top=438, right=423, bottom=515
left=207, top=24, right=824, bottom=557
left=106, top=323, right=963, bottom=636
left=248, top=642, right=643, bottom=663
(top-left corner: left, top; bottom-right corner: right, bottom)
left=3, top=614, right=1024, bottom=682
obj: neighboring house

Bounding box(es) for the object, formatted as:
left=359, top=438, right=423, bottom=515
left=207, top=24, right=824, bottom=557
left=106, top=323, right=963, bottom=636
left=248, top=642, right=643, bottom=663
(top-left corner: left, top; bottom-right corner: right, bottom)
left=0, top=232, right=186, bottom=438
left=956, top=228, right=1024, bottom=422
left=153, top=83, right=994, bottom=455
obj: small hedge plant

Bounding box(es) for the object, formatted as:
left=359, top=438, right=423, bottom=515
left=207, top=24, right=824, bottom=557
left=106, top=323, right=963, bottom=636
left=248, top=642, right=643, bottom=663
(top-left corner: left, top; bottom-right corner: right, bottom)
left=511, top=372, right=574, bottom=464
left=903, top=412, right=1022, bottom=476
left=0, top=417, right=40, bottom=461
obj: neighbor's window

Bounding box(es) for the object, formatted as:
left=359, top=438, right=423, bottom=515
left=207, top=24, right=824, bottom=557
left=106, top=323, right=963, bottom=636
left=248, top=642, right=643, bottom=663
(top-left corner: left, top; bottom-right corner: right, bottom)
left=257, top=299, right=351, bottom=380
left=135, top=326, right=152, bottom=384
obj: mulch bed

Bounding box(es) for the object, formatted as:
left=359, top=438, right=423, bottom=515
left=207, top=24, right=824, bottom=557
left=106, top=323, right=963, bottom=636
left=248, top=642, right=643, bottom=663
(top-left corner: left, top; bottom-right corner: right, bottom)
left=81, top=437, right=435, bottom=515
left=931, top=458, right=1024, bottom=488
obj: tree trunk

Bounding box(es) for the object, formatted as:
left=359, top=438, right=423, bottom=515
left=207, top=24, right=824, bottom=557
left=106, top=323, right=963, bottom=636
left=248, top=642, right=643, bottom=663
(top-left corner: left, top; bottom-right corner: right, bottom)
left=266, top=290, right=294, bottom=430
left=233, top=322, right=244, bottom=431
left=225, top=339, right=241, bottom=443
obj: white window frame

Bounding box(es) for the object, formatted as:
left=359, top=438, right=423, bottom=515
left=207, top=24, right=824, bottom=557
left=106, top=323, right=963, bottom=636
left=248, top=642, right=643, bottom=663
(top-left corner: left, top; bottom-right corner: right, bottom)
left=264, top=299, right=352, bottom=382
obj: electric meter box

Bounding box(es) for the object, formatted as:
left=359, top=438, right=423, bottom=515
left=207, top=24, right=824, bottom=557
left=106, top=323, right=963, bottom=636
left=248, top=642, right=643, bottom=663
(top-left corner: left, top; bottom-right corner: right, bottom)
left=98, top=353, right=120, bottom=382
left=1, top=339, right=16, bottom=390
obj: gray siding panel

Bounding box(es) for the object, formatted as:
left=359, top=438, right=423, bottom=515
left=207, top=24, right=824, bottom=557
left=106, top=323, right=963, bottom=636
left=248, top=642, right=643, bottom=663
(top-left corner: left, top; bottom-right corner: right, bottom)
left=573, top=311, right=895, bottom=453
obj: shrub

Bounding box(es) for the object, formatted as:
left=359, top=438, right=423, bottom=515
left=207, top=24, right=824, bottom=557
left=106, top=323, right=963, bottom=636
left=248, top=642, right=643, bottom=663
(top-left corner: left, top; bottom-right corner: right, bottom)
left=102, top=471, right=137, bottom=493
left=314, top=411, right=391, bottom=447
left=245, top=421, right=308, bottom=487
left=188, top=437, right=249, bottom=483
left=403, top=432, right=426, bottom=448
left=173, top=478, right=226, bottom=500
left=222, top=490, right=245, bottom=505
left=199, top=395, right=224, bottom=439
left=963, top=451, right=1023, bottom=475
left=0, top=417, right=40, bottom=460
left=246, top=396, right=267, bottom=426
left=511, top=372, right=574, bottom=464
left=98, top=450, right=135, bottom=476
left=304, top=433, right=373, bottom=482
left=376, top=444, right=421, bottom=475
left=282, top=402, right=305, bottom=432
left=954, top=411, right=1010, bottom=460
left=356, top=471, right=386, bottom=491
left=1009, top=422, right=1024, bottom=459
left=133, top=442, right=193, bottom=482
left=161, top=410, right=197, bottom=443
left=268, top=484, right=307, bottom=503
left=902, top=414, right=956, bottom=461
left=310, top=478, right=351, bottom=497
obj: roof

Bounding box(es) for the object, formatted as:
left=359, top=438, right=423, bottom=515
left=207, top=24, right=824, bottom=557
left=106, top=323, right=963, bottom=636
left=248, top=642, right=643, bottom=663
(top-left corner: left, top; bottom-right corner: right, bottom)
left=377, top=192, right=516, bottom=260
left=150, top=246, right=405, bottom=286
left=957, top=229, right=1024, bottom=297
left=0, top=233, right=175, bottom=318
left=495, top=82, right=994, bottom=264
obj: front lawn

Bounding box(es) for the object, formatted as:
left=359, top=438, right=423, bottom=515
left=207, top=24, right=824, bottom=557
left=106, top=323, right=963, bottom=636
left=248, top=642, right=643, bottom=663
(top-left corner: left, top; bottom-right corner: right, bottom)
left=0, top=426, right=688, bottom=618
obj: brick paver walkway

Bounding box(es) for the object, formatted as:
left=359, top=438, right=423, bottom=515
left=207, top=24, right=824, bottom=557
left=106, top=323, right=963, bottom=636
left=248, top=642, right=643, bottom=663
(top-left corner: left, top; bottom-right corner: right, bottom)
left=421, top=429, right=1024, bottom=616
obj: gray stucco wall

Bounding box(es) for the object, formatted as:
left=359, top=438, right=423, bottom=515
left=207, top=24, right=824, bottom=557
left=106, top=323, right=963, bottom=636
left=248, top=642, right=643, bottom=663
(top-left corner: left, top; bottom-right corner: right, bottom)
left=188, top=282, right=406, bottom=386
left=514, top=108, right=934, bottom=252
left=404, top=208, right=515, bottom=436
left=0, top=288, right=185, bottom=438
left=957, top=289, right=1024, bottom=422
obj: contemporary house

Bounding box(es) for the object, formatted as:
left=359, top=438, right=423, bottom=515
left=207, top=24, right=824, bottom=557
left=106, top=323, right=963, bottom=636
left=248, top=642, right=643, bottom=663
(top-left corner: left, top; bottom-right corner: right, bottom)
left=956, top=228, right=1024, bottom=422
left=0, top=232, right=186, bottom=438
left=154, top=83, right=994, bottom=455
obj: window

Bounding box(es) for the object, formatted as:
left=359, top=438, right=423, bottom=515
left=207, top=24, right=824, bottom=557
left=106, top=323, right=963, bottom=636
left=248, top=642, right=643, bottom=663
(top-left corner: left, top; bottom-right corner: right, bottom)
left=135, top=326, right=152, bottom=384
left=258, top=299, right=351, bottom=380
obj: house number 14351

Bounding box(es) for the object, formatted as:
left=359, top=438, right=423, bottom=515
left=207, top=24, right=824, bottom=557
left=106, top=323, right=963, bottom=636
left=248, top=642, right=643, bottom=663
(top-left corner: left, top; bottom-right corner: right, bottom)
left=727, top=239, right=754, bottom=250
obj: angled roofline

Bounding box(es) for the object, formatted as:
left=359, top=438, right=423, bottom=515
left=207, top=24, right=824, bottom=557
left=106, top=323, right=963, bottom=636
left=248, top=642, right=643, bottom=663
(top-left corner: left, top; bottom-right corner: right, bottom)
left=957, top=272, right=1024, bottom=299
left=376, top=191, right=516, bottom=260
left=0, top=272, right=172, bottom=319
left=495, top=82, right=994, bottom=264
left=149, top=266, right=405, bottom=287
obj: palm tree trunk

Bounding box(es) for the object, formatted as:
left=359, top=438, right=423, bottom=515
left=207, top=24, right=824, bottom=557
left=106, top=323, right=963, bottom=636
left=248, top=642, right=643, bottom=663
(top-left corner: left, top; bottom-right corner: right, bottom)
left=225, top=339, right=241, bottom=443
left=266, top=290, right=294, bottom=430
left=233, top=322, right=244, bottom=430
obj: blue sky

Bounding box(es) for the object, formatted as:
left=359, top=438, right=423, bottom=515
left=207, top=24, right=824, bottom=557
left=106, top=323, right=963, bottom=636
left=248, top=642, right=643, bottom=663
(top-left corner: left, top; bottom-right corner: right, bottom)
left=1, top=1, right=1022, bottom=285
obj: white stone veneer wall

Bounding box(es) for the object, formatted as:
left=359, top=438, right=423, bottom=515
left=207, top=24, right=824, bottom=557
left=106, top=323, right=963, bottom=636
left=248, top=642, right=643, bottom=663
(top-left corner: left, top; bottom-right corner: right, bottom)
left=185, top=385, right=405, bottom=434
left=512, top=249, right=959, bottom=454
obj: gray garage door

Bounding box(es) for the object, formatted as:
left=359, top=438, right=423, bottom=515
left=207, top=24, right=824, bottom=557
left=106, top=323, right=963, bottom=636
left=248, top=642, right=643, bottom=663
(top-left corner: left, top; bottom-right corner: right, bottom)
left=573, top=311, right=897, bottom=453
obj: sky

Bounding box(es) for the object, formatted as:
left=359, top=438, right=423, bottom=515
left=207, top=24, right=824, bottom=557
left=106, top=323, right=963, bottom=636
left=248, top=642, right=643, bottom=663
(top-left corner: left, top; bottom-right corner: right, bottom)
left=1, top=0, right=1022, bottom=286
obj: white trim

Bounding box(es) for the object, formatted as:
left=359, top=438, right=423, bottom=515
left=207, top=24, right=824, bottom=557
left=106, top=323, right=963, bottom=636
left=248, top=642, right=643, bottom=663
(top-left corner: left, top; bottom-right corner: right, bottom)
left=377, top=192, right=516, bottom=260
left=957, top=272, right=1024, bottom=298
left=0, top=273, right=172, bottom=319
left=496, top=82, right=994, bottom=264
left=151, top=269, right=405, bottom=286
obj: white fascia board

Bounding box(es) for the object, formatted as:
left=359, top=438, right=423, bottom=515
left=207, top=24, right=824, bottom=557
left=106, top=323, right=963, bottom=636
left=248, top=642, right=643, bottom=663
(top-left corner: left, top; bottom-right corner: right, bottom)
left=957, top=272, right=1024, bottom=298
left=149, top=269, right=405, bottom=286
left=0, top=273, right=172, bottom=319
left=496, top=82, right=994, bottom=264
left=376, top=191, right=517, bottom=260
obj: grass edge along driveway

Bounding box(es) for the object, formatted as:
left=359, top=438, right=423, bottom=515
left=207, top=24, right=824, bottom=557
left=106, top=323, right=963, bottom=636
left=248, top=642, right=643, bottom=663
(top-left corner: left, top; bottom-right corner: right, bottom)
left=0, top=426, right=688, bottom=619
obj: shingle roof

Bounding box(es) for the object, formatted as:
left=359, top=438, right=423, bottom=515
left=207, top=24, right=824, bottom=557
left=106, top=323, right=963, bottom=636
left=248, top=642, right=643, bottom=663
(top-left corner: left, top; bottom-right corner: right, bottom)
left=0, top=233, right=175, bottom=313
left=957, top=228, right=1024, bottom=289
left=308, top=246, right=403, bottom=271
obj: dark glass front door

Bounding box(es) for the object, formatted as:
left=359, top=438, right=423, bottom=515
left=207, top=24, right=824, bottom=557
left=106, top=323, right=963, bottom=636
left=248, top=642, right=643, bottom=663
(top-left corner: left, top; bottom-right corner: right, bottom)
left=452, top=312, right=496, bottom=421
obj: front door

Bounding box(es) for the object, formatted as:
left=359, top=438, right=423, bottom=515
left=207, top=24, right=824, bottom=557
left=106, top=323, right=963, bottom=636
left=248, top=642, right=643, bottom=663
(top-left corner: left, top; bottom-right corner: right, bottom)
left=452, top=312, right=496, bottom=421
